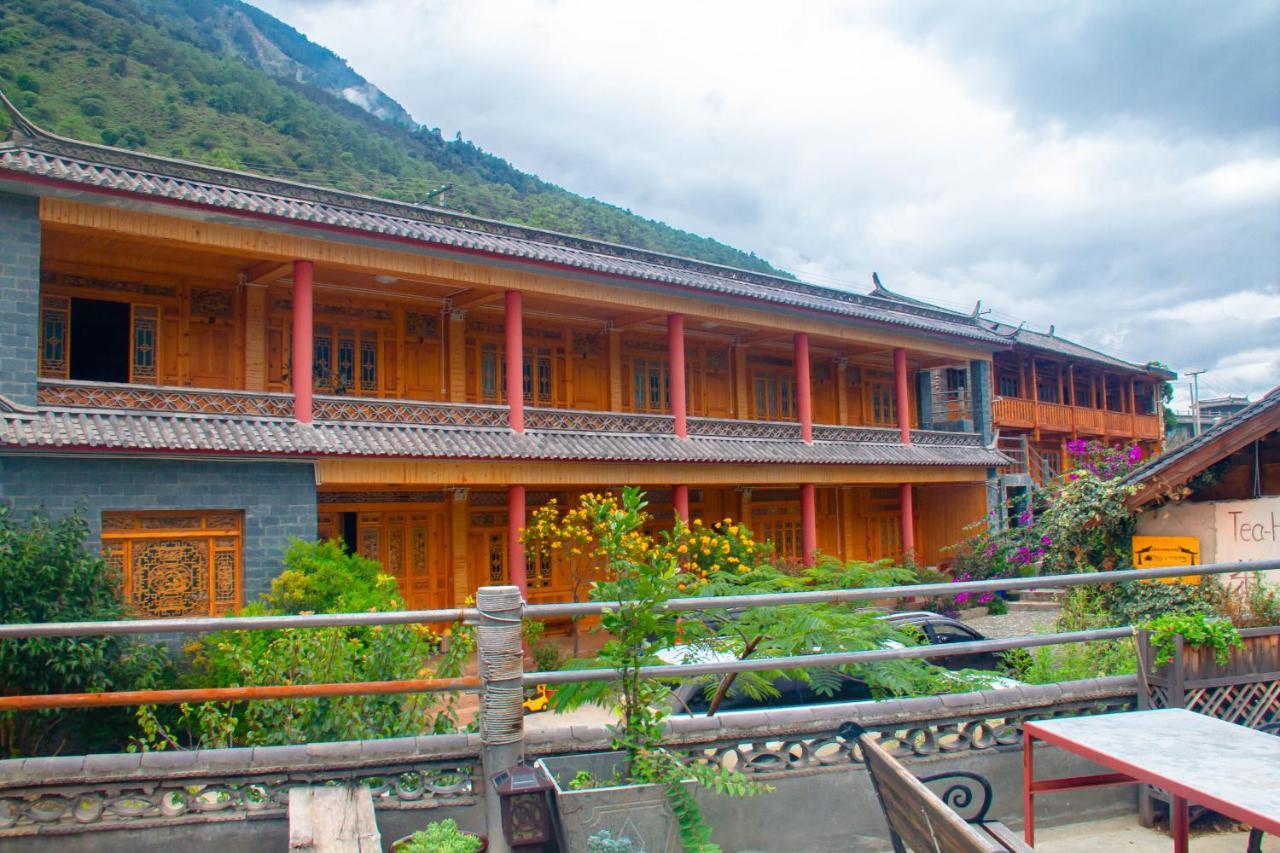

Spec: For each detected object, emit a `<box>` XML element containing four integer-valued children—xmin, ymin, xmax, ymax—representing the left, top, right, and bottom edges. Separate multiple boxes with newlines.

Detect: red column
<box><xmin>508</xmin><ymin>484</ymin><xmax>527</xmax><ymax>594</ymax></box>
<box><xmin>505</xmin><ymin>290</ymin><xmax>524</xmax><ymax>433</ymax></box>
<box><xmin>668</xmin><ymin>313</ymin><xmax>687</xmax><ymax>438</ymax></box>
<box><xmin>899</xmin><ymin>482</ymin><xmax>916</xmax><ymax>560</ymax></box>
<box><xmin>794</xmin><ymin>332</ymin><xmax>813</xmax><ymax>443</ymax></box>
<box><xmin>673</xmin><ymin>484</ymin><xmax>689</xmax><ymax>523</ymax></box>
<box><xmin>291</xmin><ymin>260</ymin><xmax>314</xmax><ymax>423</ymax></box>
<box><xmin>800</xmin><ymin>482</ymin><xmax>817</xmax><ymax>567</ymax></box>
<box><xmin>894</xmin><ymin>347</ymin><xmax>911</xmax><ymax>444</ymax></box>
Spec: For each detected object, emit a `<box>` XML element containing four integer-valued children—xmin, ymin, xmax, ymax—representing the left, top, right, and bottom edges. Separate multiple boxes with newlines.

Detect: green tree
<box><xmin>0</xmin><ymin>506</ymin><xmax>168</xmax><ymax>757</ymax></box>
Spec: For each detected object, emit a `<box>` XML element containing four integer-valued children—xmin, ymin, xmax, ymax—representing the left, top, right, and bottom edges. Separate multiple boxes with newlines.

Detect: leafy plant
<box><xmin>394</xmin><ymin>818</ymin><xmax>482</xmax><ymax>853</ymax></box>
<box><xmin>546</xmin><ymin>488</ymin><xmax>768</xmax><ymax>852</ymax></box>
<box><xmin>1142</xmin><ymin>612</ymin><xmax>1243</xmax><ymax>667</ymax></box>
<box><xmin>132</xmin><ymin>539</ymin><xmax>473</xmax><ymax>749</ymax></box>
<box><xmin>569</xmin><ymin>769</ymin><xmax>599</xmax><ymax>791</ymax></box>
<box><xmin>0</xmin><ymin>506</ymin><xmax>169</xmax><ymax>757</ymax></box>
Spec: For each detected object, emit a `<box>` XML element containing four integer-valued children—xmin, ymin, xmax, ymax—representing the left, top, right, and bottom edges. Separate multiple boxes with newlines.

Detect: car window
<box><xmin>929</xmin><ymin>624</ymin><xmax>980</xmax><ymax>644</ymax></box>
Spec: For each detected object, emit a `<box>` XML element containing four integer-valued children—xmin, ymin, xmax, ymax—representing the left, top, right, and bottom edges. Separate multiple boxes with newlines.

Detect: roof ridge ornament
<box><xmin>871</xmin><ymin>271</ymin><xmax>889</xmax><ymax>294</ymax></box>
<box><xmin>0</xmin><ymin>87</ymin><xmax>44</xmax><ymax>142</ymax></box>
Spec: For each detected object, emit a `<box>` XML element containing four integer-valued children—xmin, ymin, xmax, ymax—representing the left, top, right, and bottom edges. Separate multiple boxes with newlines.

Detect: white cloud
<box><xmin>254</xmin><ymin>0</ymin><xmax>1280</xmax><ymax>404</ymax></box>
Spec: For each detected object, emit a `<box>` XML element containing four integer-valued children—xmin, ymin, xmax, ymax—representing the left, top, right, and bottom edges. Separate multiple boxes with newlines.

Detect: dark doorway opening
<box><xmin>70</xmin><ymin>298</ymin><xmax>129</xmax><ymax>383</ymax></box>
<box><xmin>340</xmin><ymin>512</ymin><xmax>358</xmax><ymax>555</ymax></box>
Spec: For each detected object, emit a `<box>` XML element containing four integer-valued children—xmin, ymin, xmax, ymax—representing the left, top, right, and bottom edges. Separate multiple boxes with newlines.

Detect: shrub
<box><xmin>394</xmin><ymin>819</ymin><xmax>482</xmax><ymax>853</ymax></box>
<box><xmin>0</xmin><ymin>507</ymin><xmax>169</xmax><ymax>756</ymax></box>
<box><xmin>132</xmin><ymin>539</ymin><xmax>473</xmax><ymax>749</ymax></box>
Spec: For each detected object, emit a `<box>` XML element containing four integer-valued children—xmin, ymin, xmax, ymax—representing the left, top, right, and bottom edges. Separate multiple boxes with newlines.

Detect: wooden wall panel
<box><xmin>243</xmin><ymin>285</ymin><xmax>267</xmax><ymax>391</ymax></box>
<box><xmin>915</xmin><ymin>482</ymin><xmax>988</xmax><ymax>567</ymax></box>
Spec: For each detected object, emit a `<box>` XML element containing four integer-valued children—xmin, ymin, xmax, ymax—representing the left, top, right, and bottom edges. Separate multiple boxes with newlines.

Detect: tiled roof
<box><xmin>0</xmin><ymin>93</ymin><xmax>1005</xmax><ymax>346</ymax></box>
<box><xmin>980</xmin><ymin>320</ymin><xmax>1174</xmax><ymax>378</ymax></box>
<box><xmin>1120</xmin><ymin>383</ymin><xmax>1280</xmax><ymax>503</ymax></box>
<box><xmin>0</xmin><ymin>408</ymin><xmax>1007</xmax><ymax>467</ymax></box>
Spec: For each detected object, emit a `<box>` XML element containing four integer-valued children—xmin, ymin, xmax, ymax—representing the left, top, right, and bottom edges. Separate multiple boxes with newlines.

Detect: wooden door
<box><xmin>405</xmin><ymin>510</ymin><xmax>451</xmax><ymax>610</ymax></box>
<box><xmin>468</xmin><ymin>529</ymin><xmax>507</xmax><ymax>594</ymax></box>
<box><xmin>188</xmin><ymin>314</ymin><xmax>235</xmax><ymax>388</ymax></box>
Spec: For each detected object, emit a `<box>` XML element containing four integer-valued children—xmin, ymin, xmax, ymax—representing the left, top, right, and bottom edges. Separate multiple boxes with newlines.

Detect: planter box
<box><xmin>537</xmin><ymin>751</ymin><xmax>691</xmax><ymax>853</ymax></box>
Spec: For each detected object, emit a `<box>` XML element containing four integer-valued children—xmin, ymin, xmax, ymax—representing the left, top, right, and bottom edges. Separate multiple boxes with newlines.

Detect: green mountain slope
<box><xmin>0</xmin><ymin>0</ymin><xmax>787</xmax><ymax>275</ymax></box>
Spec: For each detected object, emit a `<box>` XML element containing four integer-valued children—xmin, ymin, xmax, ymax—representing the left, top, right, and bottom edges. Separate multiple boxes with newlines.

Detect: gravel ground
<box><xmin>964</xmin><ymin>607</ymin><xmax>1062</xmax><ymax>639</ymax></box>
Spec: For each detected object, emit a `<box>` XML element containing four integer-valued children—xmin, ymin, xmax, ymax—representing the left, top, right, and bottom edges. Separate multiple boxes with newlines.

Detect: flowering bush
<box><xmin>944</xmin><ymin>439</ymin><xmax>1146</xmax><ymax>581</ymax></box>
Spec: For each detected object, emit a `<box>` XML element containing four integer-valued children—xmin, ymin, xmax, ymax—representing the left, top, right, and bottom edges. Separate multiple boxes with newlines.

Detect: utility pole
<box><xmin>1184</xmin><ymin>369</ymin><xmax>1206</xmax><ymax>436</ymax></box>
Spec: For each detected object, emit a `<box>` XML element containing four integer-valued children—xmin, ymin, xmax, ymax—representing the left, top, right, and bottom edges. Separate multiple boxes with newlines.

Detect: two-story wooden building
<box><xmin>980</xmin><ymin>322</ymin><xmax>1173</xmax><ymax>484</ymax></box>
<box><xmin>0</xmin><ymin>99</ymin><xmax>1156</xmax><ymax>619</ymax></box>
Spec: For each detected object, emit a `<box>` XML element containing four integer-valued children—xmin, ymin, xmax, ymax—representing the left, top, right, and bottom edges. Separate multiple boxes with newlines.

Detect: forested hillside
<box><xmin>0</xmin><ymin>0</ymin><xmax>786</xmax><ymax>275</ymax></box>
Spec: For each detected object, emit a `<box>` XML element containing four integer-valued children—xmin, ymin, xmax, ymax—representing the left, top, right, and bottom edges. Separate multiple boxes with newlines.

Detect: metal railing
<box><xmin>4</xmin><ymin>559</ymin><xmax>1275</xmax><ymax>853</ymax></box>
<box><xmin>1</xmin><ymin>559</ymin><xmax>1275</xmax><ymax>703</ymax></box>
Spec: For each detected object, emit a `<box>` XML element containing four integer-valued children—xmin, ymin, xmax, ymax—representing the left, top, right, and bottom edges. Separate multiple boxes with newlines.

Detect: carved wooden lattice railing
<box><xmin>35</xmin><ymin>380</ymin><xmax>986</xmax><ymax>446</ymax></box>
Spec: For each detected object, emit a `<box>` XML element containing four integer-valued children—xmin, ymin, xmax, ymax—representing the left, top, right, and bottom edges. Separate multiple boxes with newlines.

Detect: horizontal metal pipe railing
<box><xmin>0</xmin><ymin>676</ymin><xmax>482</xmax><ymax>712</ymax></box>
<box><xmin>0</xmin><ymin>606</ymin><xmax>472</xmax><ymax>639</ymax></box>
<box><xmin>0</xmin><ymin>559</ymin><xmax>1274</xmax><ymax>639</ymax></box>
<box><xmin>522</xmin><ymin>559</ymin><xmax>1280</xmax><ymax>619</ymax></box>
<box><xmin>523</xmin><ymin>627</ymin><xmax>1135</xmax><ymax>686</ymax></box>
<box><xmin>0</xmin><ymin>559</ymin><xmax>1274</xmax><ymax>713</ymax></box>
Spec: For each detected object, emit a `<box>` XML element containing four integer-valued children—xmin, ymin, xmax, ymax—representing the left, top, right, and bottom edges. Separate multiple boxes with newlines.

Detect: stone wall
<box><xmin>0</xmin><ymin>678</ymin><xmax>1139</xmax><ymax>852</ymax></box>
<box><xmin>0</xmin><ymin>192</ymin><xmax>40</xmax><ymax>407</ymax></box>
<box><xmin>0</xmin><ymin>456</ymin><xmax>317</xmax><ymax>600</ymax></box>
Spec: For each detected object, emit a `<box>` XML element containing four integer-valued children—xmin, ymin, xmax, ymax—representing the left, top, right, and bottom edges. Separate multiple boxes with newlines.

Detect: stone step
<box><xmin>1006</xmin><ymin>599</ymin><xmax>1063</xmax><ymax>612</ymax></box>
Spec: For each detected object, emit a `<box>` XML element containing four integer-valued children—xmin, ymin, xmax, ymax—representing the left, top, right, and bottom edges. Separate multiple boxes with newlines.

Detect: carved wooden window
<box><xmin>480</xmin><ymin>343</ymin><xmax>503</xmax><ymax>401</ymax></box>
<box><xmin>130</xmin><ymin>304</ymin><xmax>159</xmax><ymax>383</ymax></box>
<box><xmin>998</xmin><ymin>373</ymin><xmax>1021</xmax><ymax>398</ymax></box>
<box><xmin>628</xmin><ymin>356</ymin><xmax>669</xmax><ymax>413</ymax></box>
<box><xmin>39</xmin><ymin>295</ymin><xmax>70</xmax><ymax>379</ymax></box>
<box><xmin>752</xmin><ymin>371</ymin><xmax>797</xmax><ymax>421</ymax></box>
<box><xmin>103</xmin><ymin>510</ymin><xmax>242</xmax><ymax>619</ymax></box>
<box><xmin>753</xmin><ymin>503</ymin><xmax>801</xmax><ymax>564</ymax></box>
<box><xmin>524</xmin><ymin>346</ymin><xmax>555</xmax><ymax>406</ymax></box>
<box><xmin>314</xmin><ymin>325</ymin><xmax>381</xmax><ymax>397</ymax></box>
<box><xmin>528</xmin><ymin>551</ymin><xmax>554</xmax><ymax>590</ymax></box>
<box><xmin>487</xmin><ymin>533</ymin><xmax>505</xmax><ymax>584</ymax></box>
<box><xmin>869</xmin><ymin>379</ymin><xmax>897</xmax><ymax>426</ymax></box>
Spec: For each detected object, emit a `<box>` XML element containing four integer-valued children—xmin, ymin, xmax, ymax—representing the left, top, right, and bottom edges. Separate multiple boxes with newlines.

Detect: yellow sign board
<box><xmin>1132</xmin><ymin>535</ymin><xmax>1201</xmax><ymax>584</ymax></box>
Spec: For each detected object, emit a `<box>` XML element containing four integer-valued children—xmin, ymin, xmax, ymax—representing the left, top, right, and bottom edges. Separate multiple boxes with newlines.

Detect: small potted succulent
<box><xmin>392</xmin><ymin>818</ymin><xmax>486</xmax><ymax>853</ymax></box>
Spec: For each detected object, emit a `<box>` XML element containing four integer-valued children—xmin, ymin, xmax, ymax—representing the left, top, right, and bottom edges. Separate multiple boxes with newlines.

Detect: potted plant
<box><xmin>392</xmin><ymin>818</ymin><xmax>486</xmax><ymax>852</ymax></box>
<box><xmin>535</xmin><ymin>488</ymin><xmax>768</xmax><ymax>853</ymax></box>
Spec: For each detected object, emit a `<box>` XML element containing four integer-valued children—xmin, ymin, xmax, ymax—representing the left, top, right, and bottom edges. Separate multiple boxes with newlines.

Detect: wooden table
<box><xmin>1023</xmin><ymin>709</ymin><xmax>1280</xmax><ymax>852</ymax></box>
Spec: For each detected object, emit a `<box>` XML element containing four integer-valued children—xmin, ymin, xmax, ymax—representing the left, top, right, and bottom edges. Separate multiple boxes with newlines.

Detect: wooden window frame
<box><xmin>102</xmin><ymin>510</ymin><xmax>243</xmax><ymax>619</ymax></box>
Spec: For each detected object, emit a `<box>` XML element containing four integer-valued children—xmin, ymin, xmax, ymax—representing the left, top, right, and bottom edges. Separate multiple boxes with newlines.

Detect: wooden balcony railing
<box><xmin>1074</xmin><ymin>407</ymin><xmax>1105</xmax><ymax>434</ymax></box>
<box><xmin>1037</xmin><ymin>401</ymin><xmax>1074</xmax><ymax>431</ymax></box>
<box><xmin>1105</xmin><ymin>411</ymin><xmax>1132</xmax><ymax>435</ymax></box>
<box><xmin>993</xmin><ymin>397</ymin><xmax>1036</xmax><ymax>428</ymax></box>
<box><xmin>1134</xmin><ymin>414</ymin><xmax>1162</xmax><ymax>441</ymax></box>
<box><xmin>993</xmin><ymin>394</ymin><xmax>1158</xmax><ymax>440</ymax></box>
<box><xmin>34</xmin><ymin>380</ymin><xmax>984</xmax><ymax>447</ymax></box>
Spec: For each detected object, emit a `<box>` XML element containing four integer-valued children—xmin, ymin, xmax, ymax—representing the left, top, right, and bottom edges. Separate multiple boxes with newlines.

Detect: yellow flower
<box><xmin>677</xmin><ymin>544</ymin><xmax>688</xmax><ymax>554</ymax></box>
<box><xmin>738</xmin><ymin>566</ymin><xmax>749</xmax><ymax>573</ymax></box>
<box><xmin>709</xmin><ymin>564</ymin><xmax>720</xmax><ymax>572</ymax></box>
<box><xmin>728</xmin><ymin>526</ymin><xmax>739</xmax><ymax>536</ymax></box>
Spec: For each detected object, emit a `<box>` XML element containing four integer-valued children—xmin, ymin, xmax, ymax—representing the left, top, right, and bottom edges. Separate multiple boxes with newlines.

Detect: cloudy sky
<box><xmin>252</xmin><ymin>0</ymin><xmax>1279</xmax><ymax>409</ymax></box>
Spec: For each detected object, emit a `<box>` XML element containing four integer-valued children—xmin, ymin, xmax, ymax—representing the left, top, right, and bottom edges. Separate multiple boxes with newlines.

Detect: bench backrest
<box><xmin>858</xmin><ymin>732</ymin><xmax>1004</xmax><ymax>853</ymax></box>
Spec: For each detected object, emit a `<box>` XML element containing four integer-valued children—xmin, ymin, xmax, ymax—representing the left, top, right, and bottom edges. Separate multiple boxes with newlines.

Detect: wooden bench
<box><xmin>840</xmin><ymin>721</ymin><xmax>1033</xmax><ymax>853</ymax></box>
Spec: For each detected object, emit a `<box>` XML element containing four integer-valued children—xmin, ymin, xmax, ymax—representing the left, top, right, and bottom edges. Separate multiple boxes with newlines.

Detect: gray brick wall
<box><xmin>970</xmin><ymin>358</ymin><xmax>994</xmax><ymax>445</ymax></box>
<box><xmin>0</xmin><ymin>456</ymin><xmax>317</xmax><ymax>601</ymax></box>
<box><xmin>0</xmin><ymin>192</ymin><xmax>40</xmax><ymax>407</ymax></box>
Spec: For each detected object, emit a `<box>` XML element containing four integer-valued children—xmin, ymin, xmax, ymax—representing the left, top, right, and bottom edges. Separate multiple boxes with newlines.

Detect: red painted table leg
<box><xmin>1023</xmin><ymin>730</ymin><xmax>1035</xmax><ymax>846</ymax></box>
<box><xmin>1172</xmin><ymin>794</ymin><xmax>1189</xmax><ymax>853</ymax></box>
